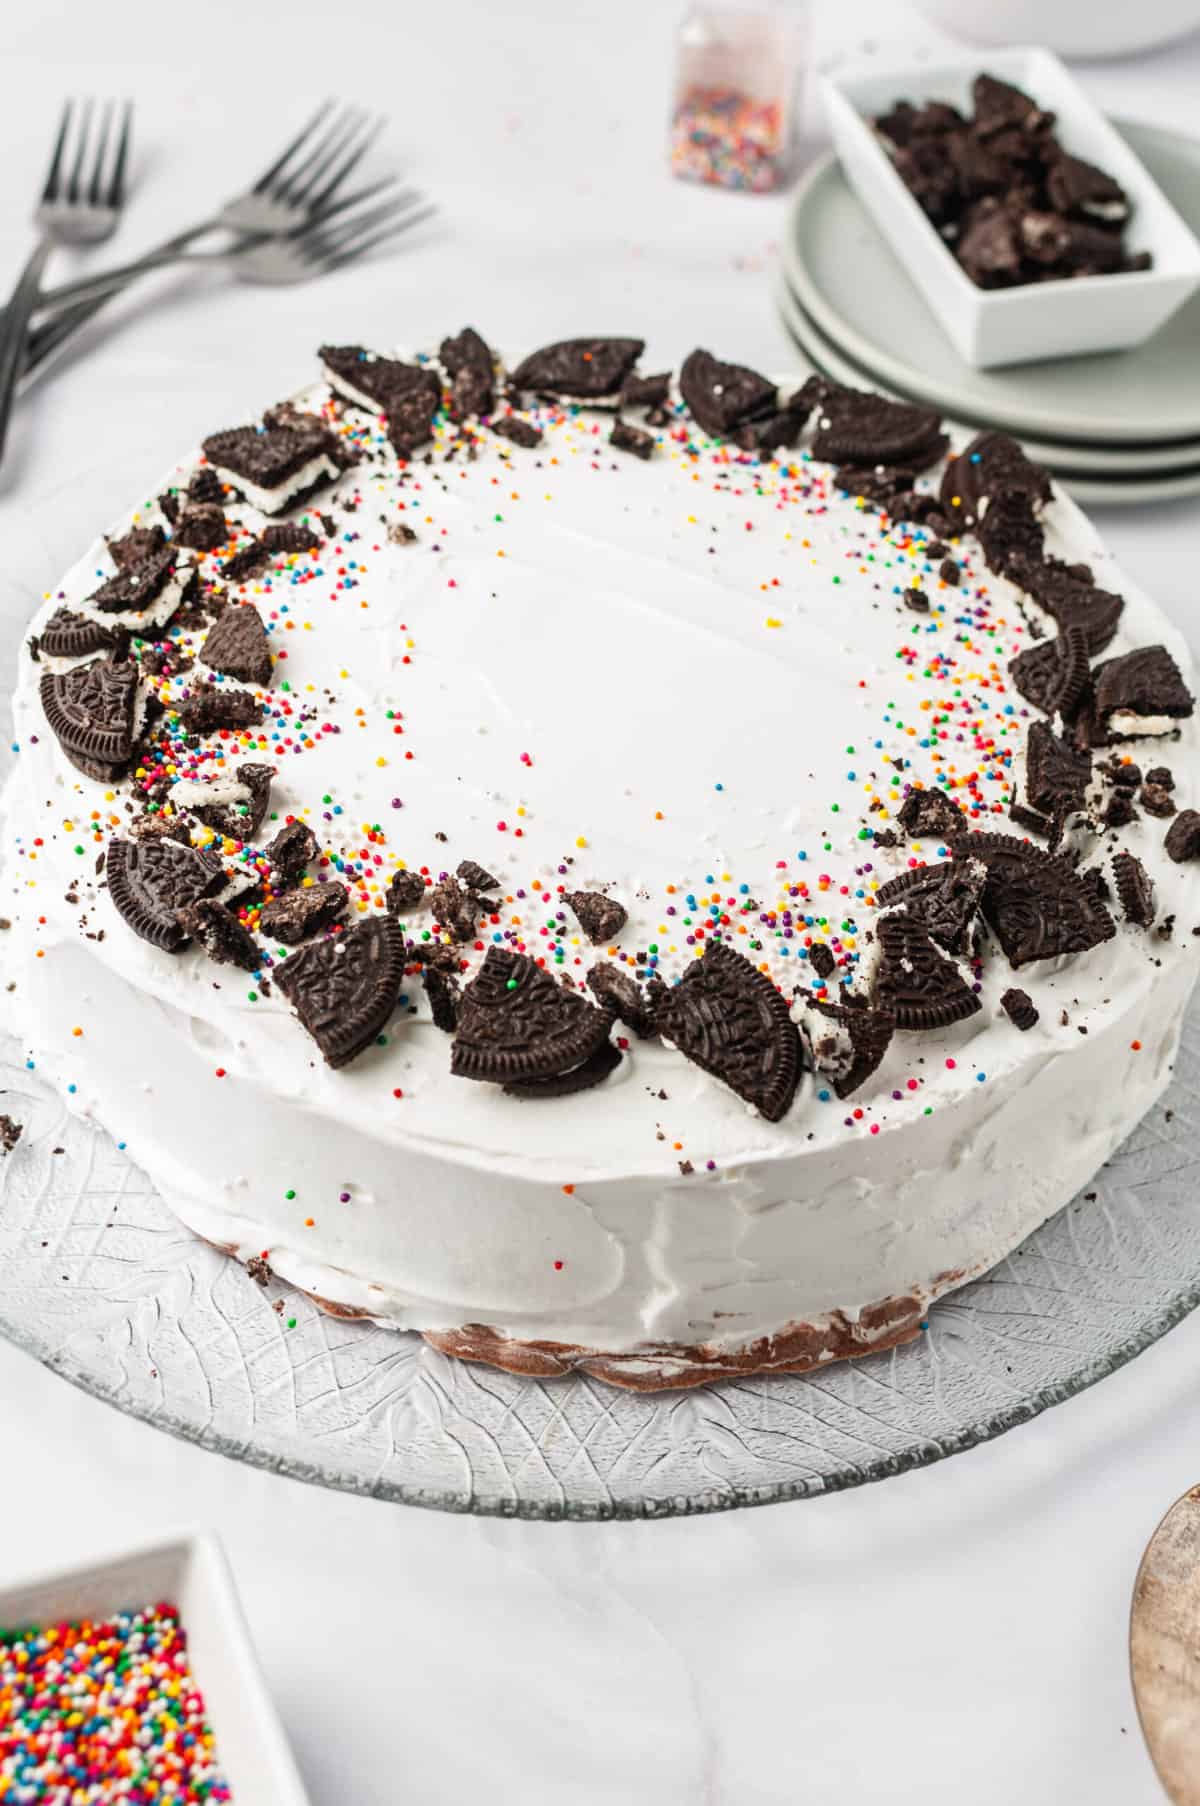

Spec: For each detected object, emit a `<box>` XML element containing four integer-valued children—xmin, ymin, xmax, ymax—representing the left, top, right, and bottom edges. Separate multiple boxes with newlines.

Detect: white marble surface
<box><xmin>2</xmin><ymin>1</ymin><xmax>1200</xmax><ymax>1798</ymax></box>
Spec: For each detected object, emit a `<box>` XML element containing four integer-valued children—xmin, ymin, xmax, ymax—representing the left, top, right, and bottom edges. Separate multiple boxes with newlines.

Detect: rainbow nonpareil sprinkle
<box><xmin>0</xmin><ymin>1603</ymin><xmax>231</xmax><ymax>1803</ymax></box>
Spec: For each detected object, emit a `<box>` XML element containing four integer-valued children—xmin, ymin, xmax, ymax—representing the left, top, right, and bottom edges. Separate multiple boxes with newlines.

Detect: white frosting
<box><xmin>210</xmin><ymin>452</ymin><xmax>340</xmax><ymax>515</ymax></box>
<box><xmin>1108</xmin><ymin>711</ymin><xmax>1181</xmax><ymax>738</ymax></box>
<box><xmin>5</xmin><ymin>369</ymin><xmax>1199</xmax><ymax>1364</ymax></box>
<box><xmin>170</xmin><ymin>776</ymin><xmax>251</xmax><ymax>809</ymax></box>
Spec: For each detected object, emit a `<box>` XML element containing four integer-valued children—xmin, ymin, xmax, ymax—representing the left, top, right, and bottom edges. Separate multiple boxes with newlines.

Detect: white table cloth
<box><xmin>3</xmin><ymin>2</ymin><xmax>1200</xmax><ymax>1798</ymax></box>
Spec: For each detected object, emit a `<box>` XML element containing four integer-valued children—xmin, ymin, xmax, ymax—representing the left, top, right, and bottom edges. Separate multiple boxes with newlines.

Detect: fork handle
<box><xmin>36</xmin><ymin>221</ymin><xmax>240</xmax><ymax>312</ymax></box>
<box><xmin>0</xmin><ymin>237</ymin><xmax>54</xmax><ymax>471</ymax></box>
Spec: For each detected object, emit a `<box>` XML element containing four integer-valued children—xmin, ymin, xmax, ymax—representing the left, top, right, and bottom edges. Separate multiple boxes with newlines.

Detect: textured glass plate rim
<box><xmin>2</xmin><ymin>994</ymin><xmax>1200</xmax><ymax>1522</ymax></box>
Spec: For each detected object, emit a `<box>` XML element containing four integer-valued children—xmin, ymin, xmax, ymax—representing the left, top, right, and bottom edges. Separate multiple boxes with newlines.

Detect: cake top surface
<box><xmin>8</xmin><ymin>337</ymin><xmax>1200</xmax><ymax>1185</ymax></box>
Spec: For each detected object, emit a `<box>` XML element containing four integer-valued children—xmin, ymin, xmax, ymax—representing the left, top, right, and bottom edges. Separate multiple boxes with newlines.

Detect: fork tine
<box><xmin>299</xmin><ymin>173</ymin><xmax>399</xmax><ymax>229</ymax></box>
<box><xmin>321</xmin><ymin>203</ymin><xmax>435</xmax><ymax>271</ymax></box>
<box><xmin>41</xmin><ymin>99</ymin><xmax>73</xmax><ymax>204</ymax></box>
<box><xmin>276</xmin><ymin>104</ymin><xmax>362</xmax><ymax>203</ymax></box>
<box><xmin>65</xmin><ymin>97</ymin><xmax>93</xmax><ymax>204</ymax></box>
<box><xmin>303</xmin><ymin>113</ymin><xmax>384</xmax><ymax>211</ymax></box>
<box><xmin>302</xmin><ymin>190</ymin><xmax>421</xmax><ymax>255</ymax></box>
<box><xmin>108</xmin><ymin>101</ymin><xmax>133</xmax><ymax>209</ymax></box>
<box><xmin>252</xmin><ymin>99</ymin><xmax>333</xmax><ymax>195</ymax></box>
<box><xmin>86</xmin><ymin>101</ymin><xmax>113</xmax><ymax>207</ymax></box>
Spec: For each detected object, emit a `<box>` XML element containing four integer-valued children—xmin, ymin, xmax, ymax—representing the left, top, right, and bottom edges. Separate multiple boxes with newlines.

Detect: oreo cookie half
<box><xmin>451</xmin><ymin>947</ymin><xmax>614</xmax><ymax>1085</ymax></box>
<box><xmin>812</xmin><ymin>383</ymin><xmax>946</xmax><ymax>470</ymax></box>
<box><xmin>873</xmin><ymin>912</ymin><xmax>981</xmax><ymax>1030</ymax></box>
<box><xmin>957</xmin><ymin>832</ymin><xmax>1116</xmax><ymax>967</ymax></box>
<box><xmin>803</xmin><ymin>996</ymin><xmax>895</xmax><ymax>1100</ymax></box>
<box><xmin>510</xmin><ymin>338</ymin><xmax>644</xmax><ymax>401</ymax></box>
<box><xmin>653</xmin><ymin>939</ymin><xmax>800</xmax><ymax>1122</ymax></box>
<box><xmin>1010</xmin><ymin>554</ymin><xmax>1123</xmax><ymax>653</ymax></box>
<box><xmin>36</xmin><ymin>608</ymin><xmax>128</xmax><ymax>663</ymax></box>
<box><xmin>107</xmin><ymin>835</ymin><xmax>225</xmax><ymax>952</ymax></box>
<box><xmin>502</xmin><ymin>1039</ymin><xmax>622</xmax><ymax>1100</ymax></box>
<box><xmin>276</xmin><ymin>915</ymin><xmax>405</xmax><ymax>1068</ymax></box>
<box><xmin>40</xmin><ymin>656</ymin><xmax>141</xmax><ymax>781</ymax></box>
<box><xmin>200</xmin><ymin>604</ymin><xmax>272</xmax><ymax>686</ymax></box>
<box><xmin>1090</xmin><ymin>645</ymin><xmax>1195</xmax><ymax>742</ymax></box>
<box><xmin>565</xmin><ymin>890</ymin><xmax>627</xmax><ymax>945</ymax></box>
<box><xmin>1009</xmin><ymin>626</ymin><xmax>1090</xmax><ymax>719</ymax></box>
<box><xmin>202</xmin><ymin>413</ymin><xmax>341</xmax><ymax>514</ymax></box>
<box><xmin>320</xmin><ymin>344</ymin><xmax>442</xmax><ymax>416</ymax></box>
<box><xmin>679</xmin><ymin>348</ymin><xmax>777</xmax><ymax>438</ymax></box>
<box><xmin>87</xmin><ymin>546</ymin><xmax>185</xmax><ymax>618</ymax></box>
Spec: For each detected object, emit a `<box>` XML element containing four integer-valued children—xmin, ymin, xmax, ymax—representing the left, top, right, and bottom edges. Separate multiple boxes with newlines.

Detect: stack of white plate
<box><xmin>776</xmin><ymin>118</ymin><xmax>1200</xmax><ymax>507</ymax></box>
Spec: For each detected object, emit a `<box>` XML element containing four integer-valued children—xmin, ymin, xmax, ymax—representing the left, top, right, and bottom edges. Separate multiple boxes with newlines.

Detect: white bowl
<box><xmin>821</xmin><ymin>46</ymin><xmax>1200</xmax><ymax>368</ymax></box>
<box><xmin>910</xmin><ymin>0</ymin><xmax>1200</xmax><ymax>60</ymax></box>
<box><xmin>0</xmin><ymin>1530</ymin><xmax>311</xmax><ymax>1805</ymax></box>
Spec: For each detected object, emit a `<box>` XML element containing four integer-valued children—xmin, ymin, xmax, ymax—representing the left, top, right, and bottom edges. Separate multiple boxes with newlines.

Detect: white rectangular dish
<box><xmin>0</xmin><ymin>1530</ymin><xmax>312</xmax><ymax>1805</ymax></box>
<box><xmin>821</xmin><ymin>46</ymin><xmax>1200</xmax><ymax>369</ymax></box>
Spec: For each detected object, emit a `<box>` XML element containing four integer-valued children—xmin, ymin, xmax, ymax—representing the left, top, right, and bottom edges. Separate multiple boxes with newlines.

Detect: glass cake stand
<box><xmin>1</xmin><ymin>1005</ymin><xmax>1198</xmax><ymax>1522</ymax></box>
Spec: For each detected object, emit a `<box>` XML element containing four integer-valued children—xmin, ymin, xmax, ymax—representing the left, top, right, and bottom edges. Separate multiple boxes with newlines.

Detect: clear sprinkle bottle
<box><xmin>669</xmin><ymin>1</ymin><xmax>810</xmax><ymax>193</ymax></box>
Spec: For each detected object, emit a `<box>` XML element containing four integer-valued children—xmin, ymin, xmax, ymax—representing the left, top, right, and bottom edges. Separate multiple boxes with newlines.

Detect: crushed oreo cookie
<box><xmin>1165</xmin><ymin>810</ymin><xmax>1200</xmax><ymax>863</ymax></box>
<box><xmin>803</xmin><ymin>996</ymin><xmax>895</xmax><ymax>1100</ymax></box>
<box><xmin>1112</xmin><ymin>850</ymin><xmax>1156</xmax><ymax>926</ymax></box>
<box><xmin>456</xmin><ymin>859</ymin><xmax>498</xmax><ymax>892</ymax></box>
<box><xmin>199</xmin><ymin>604</ymin><xmax>272</xmax><ymax>686</ymax></box>
<box><xmin>1001</xmin><ymin>987</ymin><xmax>1039</xmax><ymax>1030</ymax></box>
<box><xmin>264</xmin><ymin>820</ymin><xmax>317</xmax><ymax>889</ymax></box>
<box><xmin>565</xmin><ymin>890</ymin><xmax>627</xmax><ymax>945</ymax></box>
<box><xmin>173</xmin><ymin>504</ymin><xmax>227</xmax><ymax>553</ymax></box>
<box><xmin>490</xmin><ymin>414</ymin><xmax>543</xmax><ymax>448</ymax></box>
<box><xmin>184</xmin><ymin>762</ymin><xmax>273</xmax><ymax>839</ymax></box>
<box><xmin>107</xmin><ymin>523</ymin><xmax>168</xmax><ymax>570</ymax></box>
<box><xmin>179</xmin><ymin>683</ymin><xmax>264</xmax><ymax>734</ymax></box>
<box><xmin>897</xmin><ymin>786</ymin><xmax>966</xmax><ymax>840</ymax></box>
<box><xmin>587</xmin><ymin>962</ymin><xmax>656</xmax><ymax>1038</ymax></box>
<box><xmin>679</xmin><ymin>347</ymin><xmax>778</xmax><ymax>438</ymax></box>
<box><xmin>387</xmin><ymin>869</ymin><xmax>428</xmax><ymax>915</ymax></box>
<box><xmin>260</xmin><ymin>881</ymin><xmax>347</xmax><ymax>944</ymax></box>
<box><xmin>940</xmin><ymin>432</ymin><xmax>1052</xmax><ymax>530</ymax></box>
<box><xmin>611</xmin><ymin>418</ymin><xmax>656</xmax><ymax>459</ymax></box>
<box><xmin>88</xmin><ymin>546</ymin><xmax>186</xmax><ymax>617</ymax></box>
<box><xmin>176</xmin><ymin>898</ymin><xmax>261</xmax><ymax>969</ymax></box>
<box><xmin>430</xmin><ymin>877</ymin><xmax>483</xmax><ymax>942</ymax></box>
<box><xmin>876</xmin><ymin>857</ymin><xmax>987</xmax><ymax>958</ymax></box>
